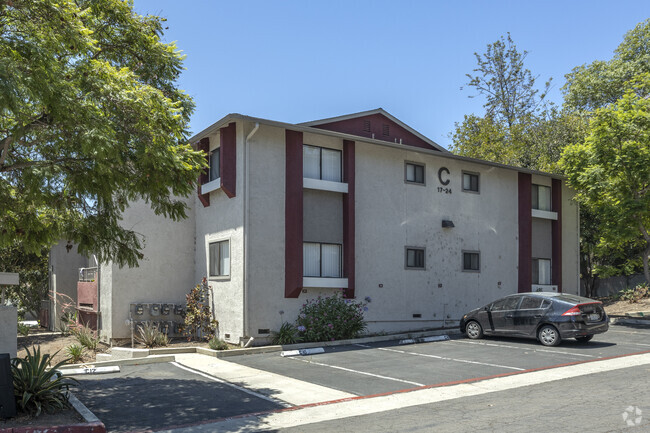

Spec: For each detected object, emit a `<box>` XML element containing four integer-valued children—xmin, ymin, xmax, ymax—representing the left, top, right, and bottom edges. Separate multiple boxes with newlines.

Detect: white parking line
<box><xmin>288</xmin><ymin>357</ymin><xmax>425</xmax><ymax>386</ymax></box>
<box><xmin>374</xmin><ymin>346</ymin><xmax>524</xmax><ymax>371</ymax></box>
<box><xmin>171</xmin><ymin>362</ymin><xmax>292</xmax><ymax>408</ymax></box>
<box><xmin>449</xmin><ymin>339</ymin><xmax>597</xmax><ymax>358</ymax></box>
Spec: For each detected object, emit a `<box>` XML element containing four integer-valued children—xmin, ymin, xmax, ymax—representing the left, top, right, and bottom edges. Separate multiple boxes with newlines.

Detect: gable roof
<box><xmin>299</xmin><ymin>108</ymin><xmax>448</xmax><ymax>153</ymax></box>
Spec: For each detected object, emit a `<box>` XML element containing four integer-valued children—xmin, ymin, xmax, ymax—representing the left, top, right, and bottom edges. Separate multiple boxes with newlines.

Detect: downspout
<box><xmin>243</xmin><ymin>122</ymin><xmax>259</xmax><ymax>343</ymax></box>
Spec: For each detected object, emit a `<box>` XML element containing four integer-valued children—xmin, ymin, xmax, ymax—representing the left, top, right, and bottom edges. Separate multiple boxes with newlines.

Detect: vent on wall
<box><xmin>258</xmin><ymin>329</ymin><xmax>270</xmax><ymax>335</ymax></box>
<box><xmin>363</xmin><ymin>120</ymin><xmax>371</xmax><ymax>132</ymax></box>
<box><xmin>412</xmin><ymin>313</ymin><xmax>422</xmax><ymax>318</ymax></box>
<box><xmin>382</xmin><ymin>124</ymin><xmax>390</xmax><ymax>136</ymax></box>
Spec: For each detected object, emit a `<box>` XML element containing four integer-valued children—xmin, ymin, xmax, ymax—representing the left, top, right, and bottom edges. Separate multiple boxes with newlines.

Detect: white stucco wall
<box><xmin>102</xmin><ymin>196</ymin><xmax>196</xmax><ymax>340</ymax></box>
<box><xmin>194</xmin><ymin>124</ymin><xmax>246</xmax><ymax>343</ymax></box>
<box><xmin>561</xmin><ymin>183</ymin><xmax>580</xmax><ymax>295</ymax></box>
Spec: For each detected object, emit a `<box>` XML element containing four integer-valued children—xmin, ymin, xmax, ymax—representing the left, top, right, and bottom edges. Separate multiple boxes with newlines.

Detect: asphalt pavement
<box><xmin>70</xmin><ymin>323</ymin><xmax>650</xmax><ymax>432</ymax></box>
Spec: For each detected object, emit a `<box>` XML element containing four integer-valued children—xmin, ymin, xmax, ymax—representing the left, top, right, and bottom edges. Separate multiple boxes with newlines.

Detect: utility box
<box><xmin>0</xmin><ymin>353</ymin><xmax>16</xmax><ymax>419</ymax></box>
<box><xmin>0</xmin><ymin>307</ymin><xmax>17</xmax><ymax>359</ymax></box>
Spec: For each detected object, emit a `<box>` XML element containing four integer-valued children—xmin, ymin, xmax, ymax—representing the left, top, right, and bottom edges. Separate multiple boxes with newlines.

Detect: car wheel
<box><xmin>538</xmin><ymin>325</ymin><xmax>561</xmax><ymax>347</ymax></box>
<box><xmin>465</xmin><ymin>320</ymin><xmax>483</xmax><ymax>339</ymax></box>
<box><xmin>575</xmin><ymin>335</ymin><xmax>594</xmax><ymax>343</ymax></box>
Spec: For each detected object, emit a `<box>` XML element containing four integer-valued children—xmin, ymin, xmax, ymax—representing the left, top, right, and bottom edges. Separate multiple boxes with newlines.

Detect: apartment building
<box><xmin>49</xmin><ymin>109</ymin><xmax>579</xmax><ymax>344</ymax></box>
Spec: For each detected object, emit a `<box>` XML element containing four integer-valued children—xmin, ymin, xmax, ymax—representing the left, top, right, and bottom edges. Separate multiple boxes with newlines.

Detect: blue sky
<box><xmin>132</xmin><ymin>1</ymin><xmax>649</xmax><ymax>148</ymax></box>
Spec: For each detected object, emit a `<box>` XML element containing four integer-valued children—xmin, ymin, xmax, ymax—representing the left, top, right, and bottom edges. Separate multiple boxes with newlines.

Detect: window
<box><xmin>303</xmin><ymin>145</ymin><xmax>342</xmax><ymax>182</ymax></box>
<box><xmin>532</xmin><ymin>184</ymin><xmax>551</xmax><ymax>211</ymax></box>
<box><xmin>532</xmin><ymin>258</ymin><xmax>551</xmax><ymax>285</ymax></box>
<box><xmin>405</xmin><ymin>162</ymin><xmax>425</xmax><ymax>184</ymax></box>
<box><xmin>405</xmin><ymin>247</ymin><xmax>425</xmax><ymax>269</ymax></box>
<box><xmin>209</xmin><ymin>240</ymin><xmax>230</xmax><ymax>277</ymax></box>
<box><xmin>490</xmin><ymin>297</ymin><xmax>521</xmax><ymax>311</ymax></box>
<box><xmin>463</xmin><ymin>251</ymin><xmax>480</xmax><ymax>271</ymax></box>
<box><xmin>462</xmin><ymin>172</ymin><xmax>479</xmax><ymax>192</ymax></box>
<box><xmin>303</xmin><ymin>242</ymin><xmax>342</xmax><ymax>277</ymax></box>
<box><xmin>209</xmin><ymin>148</ymin><xmax>220</xmax><ymax>182</ymax></box>
<box><xmin>519</xmin><ymin>296</ymin><xmax>543</xmax><ymax>309</ymax></box>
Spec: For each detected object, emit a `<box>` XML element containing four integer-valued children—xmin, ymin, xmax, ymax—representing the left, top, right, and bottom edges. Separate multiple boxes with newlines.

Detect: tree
<box><xmin>0</xmin><ymin>244</ymin><xmax>49</xmax><ymax>319</ymax></box>
<box><xmin>0</xmin><ymin>0</ymin><xmax>206</xmax><ymax>267</ymax></box>
<box><xmin>560</xmin><ymin>73</ymin><xmax>650</xmax><ymax>284</ymax></box>
<box><xmin>451</xmin><ymin>33</ymin><xmax>564</xmax><ymax>171</ymax></box>
<box><xmin>563</xmin><ymin>19</ymin><xmax>650</xmax><ymax>112</ymax></box>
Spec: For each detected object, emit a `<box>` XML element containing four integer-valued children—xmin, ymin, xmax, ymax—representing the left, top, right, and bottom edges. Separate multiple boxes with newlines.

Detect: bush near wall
<box><xmin>295</xmin><ymin>293</ymin><xmax>369</xmax><ymax>342</ymax></box>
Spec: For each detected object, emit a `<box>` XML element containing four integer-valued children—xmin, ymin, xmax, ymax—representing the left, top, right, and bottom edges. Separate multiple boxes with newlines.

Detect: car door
<box><xmin>488</xmin><ymin>296</ymin><xmax>521</xmax><ymax>334</ymax></box>
<box><xmin>512</xmin><ymin>296</ymin><xmax>547</xmax><ymax>336</ymax></box>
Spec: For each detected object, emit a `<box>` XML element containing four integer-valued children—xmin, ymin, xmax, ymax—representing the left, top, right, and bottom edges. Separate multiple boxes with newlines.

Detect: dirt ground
<box><xmin>0</xmin><ymin>404</ymin><xmax>83</xmax><ymax>429</ymax></box>
<box><xmin>16</xmin><ymin>330</ymin><xmax>222</xmax><ymax>366</ymax></box>
<box><xmin>601</xmin><ymin>296</ymin><xmax>650</xmax><ymax>315</ymax></box>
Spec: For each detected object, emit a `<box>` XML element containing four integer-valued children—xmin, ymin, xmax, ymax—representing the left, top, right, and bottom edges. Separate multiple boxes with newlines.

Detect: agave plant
<box><xmin>66</xmin><ymin>344</ymin><xmax>85</xmax><ymax>364</ymax></box>
<box><xmin>11</xmin><ymin>346</ymin><xmax>79</xmax><ymax>417</ymax></box>
<box><xmin>135</xmin><ymin>321</ymin><xmax>169</xmax><ymax>348</ymax></box>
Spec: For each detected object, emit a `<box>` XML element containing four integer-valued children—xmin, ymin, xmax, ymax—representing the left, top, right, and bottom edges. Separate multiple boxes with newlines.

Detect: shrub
<box><xmin>620</xmin><ymin>284</ymin><xmax>650</xmax><ymax>303</ymax></box>
<box><xmin>208</xmin><ymin>337</ymin><xmax>229</xmax><ymax>351</ymax></box>
<box><xmin>135</xmin><ymin>322</ymin><xmax>169</xmax><ymax>348</ymax></box>
<box><xmin>181</xmin><ymin>278</ymin><xmax>218</xmax><ymax>341</ymax></box>
<box><xmin>66</xmin><ymin>344</ymin><xmax>85</xmax><ymax>363</ymax></box>
<box><xmin>11</xmin><ymin>346</ymin><xmax>78</xmax><ymax>417</ymax></box>
<box><xmin>296</xmin><ymin>293</ymin><xmax>368</xmax><ymax>343</ymax></box>
<box><xmin>272</xmin><ymin>322</ymin><xmax>301</xmax><ymax>345</ymax></box>
<box><xmin>17</xmin><ymin>322</ymin><xmax>30</xmax><ymax>336</ymax></box>
<box><xmin>71</xmin><ymin>324</ymin><xmax>99</xmax><ymax>351</ymax></box>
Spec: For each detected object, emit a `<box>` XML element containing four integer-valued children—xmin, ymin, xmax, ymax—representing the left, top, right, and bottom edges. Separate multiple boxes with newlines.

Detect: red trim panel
<box><xmin>197</xmin><ymin>137</ymin><xmax>210</xmax><ymax>207</ymax></box>
<box><xmin>311</xmin><ymin>113</ymin><xmax>438</xmax><ymax>150</ymax></box>
<box><xmin>285</xmin><ymin>130</ymin><xmax>304</xmax><ymax>298</ymax></box>
<box><xmin>518</xmin><ymin>173</ymin><xmax>532</xmax><ymax>292</ymax></box>
<box><xmin>220</xmin><ymin>122</ymin><xmax>237</xmax><ymax>198</ymax></box>
<box><xmin>343</xmin><ymin>140</ymin><xmax>355</xmax><ymax>299</ymax></box>
<box><xmin>552</xmin><ymin>178</ymin><xmax>562</xmax><ymax>292</ymax></box>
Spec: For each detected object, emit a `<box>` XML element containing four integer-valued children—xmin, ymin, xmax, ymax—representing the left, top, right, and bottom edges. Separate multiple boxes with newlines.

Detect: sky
<box><xmin>132</xmin><ymin>0</ymin><xmax>649</xmax><ymax>149</ymax></box>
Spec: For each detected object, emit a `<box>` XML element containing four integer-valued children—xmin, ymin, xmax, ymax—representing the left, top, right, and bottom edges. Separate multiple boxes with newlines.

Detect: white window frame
<box><xmin>532</xmin><ymin>184</ymin><xmax>552</xmax><ymax>211</ymax></box>
<box><xmin>303</xmin><ymin>242</ymin><xmax>343</xmax><ymax>278</ymax></box>
<box><xmin>405</xmin><ymin>162</ymin><xmax>425</xmax><ymax>185</ymax></box>
<box><xmin>208</xmin><ymin>239</ymin><xmax>230</xmax><ymax>279</ymax></box>
<box><xmin>532</xmin><ymin>258</ymin><xmax>551</xmax><ymax>285</ymax></box>
<box><xmin>303</xmin><ymin>144</ymin><xmax>342</xmax><ymax>183</ymax></box>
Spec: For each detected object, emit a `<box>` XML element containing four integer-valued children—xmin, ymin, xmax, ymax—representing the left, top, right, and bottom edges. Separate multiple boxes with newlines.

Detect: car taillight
<box><xmin>562</xmin><ymin>305</ymin><xmax>582</xmax><ymax>316</ymax></box>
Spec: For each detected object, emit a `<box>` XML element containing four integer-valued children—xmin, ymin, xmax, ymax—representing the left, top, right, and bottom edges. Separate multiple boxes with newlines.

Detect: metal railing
<box><xmin>79</xmin><ymin>267</ymin><xmax>98</xmax><ymax>282</ymax></box>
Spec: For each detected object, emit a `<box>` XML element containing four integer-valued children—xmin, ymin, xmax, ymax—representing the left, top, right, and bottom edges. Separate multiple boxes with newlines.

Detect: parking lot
<box><xmin>72</xmin><ymin>324</ymin><xmax>650</xmax><ymax>432</ymax></box>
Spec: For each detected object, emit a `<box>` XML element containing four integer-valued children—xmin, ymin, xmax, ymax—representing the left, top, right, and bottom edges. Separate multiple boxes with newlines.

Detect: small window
<box><xmin>303</xmin><ymin>242</ymin><xmax>342</xmax><ymax>278</ymax></box>
<box><xmin>209</xmin><ymin>240</ymin><xmax>230</xmax><ymax>277</ymax></box>
<box><xmin>519</xmin><ymin>296</ymin><xmax>543</xmax><ymax>309</ymax></box>
<box><xmin>532</xmin><ymin>184</ymin><xmax>551</xmax><ymax>211</ymax></box>
<box><xmin>303</xmin><ymin>145</ymin><xmax>342</xmax><ymax>182</ymax></box>
<box><xmin>209</xmin><ymin>148</ymin><xmax>220</xmax><ymax>182</ymax></box>
<box><xmin>405</xmin><ymin>162</ymin><xmax>425</xmax><ymax>184</ymax></box>
<box><xmin>463</xmin><ymin>251</ymin><xmax>480</xmax><ymax>272</ymax></box>
<box><xmin>462</xmin><ymin>172</ymin><xmax>479</xmax><ymax>193</ymax></box>
<box><xmin>532</xmin><ymin>258</ymin><xmax>551</xmax><ymax>285</ymax></box>
<box><xmin>406</xmin><ymin>247</ymin><xmax>425</xmax><ymax>269</ymax></box>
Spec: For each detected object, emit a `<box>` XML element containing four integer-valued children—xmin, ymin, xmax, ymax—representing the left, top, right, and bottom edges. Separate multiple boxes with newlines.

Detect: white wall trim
<box><xmin>302</xmin><ymin>277</ymin><xmax>348</xmax><ymax>289</ymax></box>
<box><xmin>531</xmin><ymin>209</ymin><xmax>558</xmax><ymax>220</ymax></box>
<box><xmin>201</xmin><ymin>178</ymin><xmax>221</xmax><ymax>195</ymax></box>
<box><xmin>303</xmin><ymin>178</ymin><xmax>348</xmax><ymax>193</ymax></box>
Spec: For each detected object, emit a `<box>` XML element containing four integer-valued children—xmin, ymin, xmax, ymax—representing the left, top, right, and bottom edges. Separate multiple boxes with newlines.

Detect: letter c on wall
<box><xmin>438</xmin><ymin>167</ymin><xmax>450</xmax><ymax>185</ymax></box>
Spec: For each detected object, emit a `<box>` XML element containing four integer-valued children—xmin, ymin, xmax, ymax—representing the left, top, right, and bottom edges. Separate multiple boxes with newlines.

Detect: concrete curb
<box><xmin>610</xmin><ymin>317</ymin><xmax>650</xmax><ymax>327</ymax></box>
<box><xmin>90</xmin><ymin>327</ymin><xmax>462</xmax><ymax>364</ymax></box>
<box><xmin>0</xmin><ymin>393</ymin><xmax>106</xmax><ymax>433</ymax></box>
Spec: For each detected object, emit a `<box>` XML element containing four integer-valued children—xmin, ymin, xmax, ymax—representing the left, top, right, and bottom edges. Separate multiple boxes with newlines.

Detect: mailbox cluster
<box><xmin>129</xmin><ymin>303</ymin><xmax>185</xmax><ymax>337</ymax></box>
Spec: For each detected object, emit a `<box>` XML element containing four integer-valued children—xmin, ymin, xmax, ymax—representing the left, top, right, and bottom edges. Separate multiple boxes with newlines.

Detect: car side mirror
<box><xmin>484</xmin><ymin>306</ymin><xmax>489</xmax><ymax>311</ymax></box>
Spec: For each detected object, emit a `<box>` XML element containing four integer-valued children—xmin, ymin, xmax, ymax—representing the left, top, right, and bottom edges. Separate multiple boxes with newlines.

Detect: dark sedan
<box><xmin>459</xmin><ymin>292</ymin><xmax>609</xmax><ymax>346</ymax></box>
